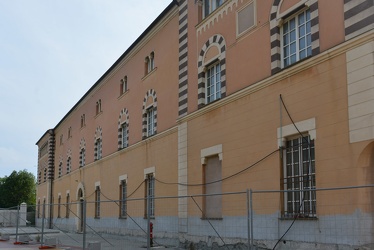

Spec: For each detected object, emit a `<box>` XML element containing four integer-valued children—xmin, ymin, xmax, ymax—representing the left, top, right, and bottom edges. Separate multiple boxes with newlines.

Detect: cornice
<box><xmin>65</xmin><ymin>126</ymin><xmax>178</xmax><ymax>175</ymax></box>
<box><xmin>178</xmin><ymin>30</ymin><xmax>374</xmax><ymax>124</ymax></box>
<box><xmin>196</xmin><ymin>0</ymin><xmax>245</xmax><ymax>35</ymax></box>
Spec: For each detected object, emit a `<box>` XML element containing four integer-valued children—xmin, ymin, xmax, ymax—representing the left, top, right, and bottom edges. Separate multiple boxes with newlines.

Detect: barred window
<box><xmin>120</xmin><ymin>180</ymin><xmax>127</xmax><ymax>218</ymax></box>
<box><xmin>283</xmin><ymin>135</ymin><xmax>316</xmax><ymax>218</ymax></box>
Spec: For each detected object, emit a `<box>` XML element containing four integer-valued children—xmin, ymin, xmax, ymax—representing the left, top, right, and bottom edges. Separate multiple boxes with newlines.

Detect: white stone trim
<box><xmin>119</xmin><ymin>174</ymin><xmax>128</xmax><ymax>185</ymax></box>
<box><xmin>201</xmin><ymin>144</ymin><xmax>223</xmax><ymax>165</ymax></box>
<box><xmin>277</xmin><ymin>118</ymin><xmax>316</xmax><ymax>147</ymax></box>
<box><xmin>95</xmin><ymin>181</ymin><xmax>100</xmax><ymax>188</ymax></box>
<box><xmin>144</xmin><ymin>166</ymin><xmax>155</xmax><ymax>179</ymax></box>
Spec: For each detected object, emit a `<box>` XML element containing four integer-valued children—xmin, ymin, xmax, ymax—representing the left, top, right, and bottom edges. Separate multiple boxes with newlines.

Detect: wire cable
<box><xmin>155</xmin><ymin>148</ymin><xmax>280</xmax><ymax>187</ymax></box>
<box><xmin>273</xmin><ymin>94</ymin><xmax>314</xmax><ymax>250</ymax></box>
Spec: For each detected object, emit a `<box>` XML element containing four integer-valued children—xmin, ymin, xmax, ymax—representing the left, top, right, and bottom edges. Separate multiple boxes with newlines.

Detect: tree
<box><xmin>0</xmin><ymin>170</ymin><xmax>36</xmax><ymax>208</ymax></box>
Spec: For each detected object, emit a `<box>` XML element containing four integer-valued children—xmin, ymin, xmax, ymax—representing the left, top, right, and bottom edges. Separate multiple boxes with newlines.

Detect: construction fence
<box><xmin>0</xmin><ymin>185</ymin><xmax>373</xmax><ymax>250</ymax></box>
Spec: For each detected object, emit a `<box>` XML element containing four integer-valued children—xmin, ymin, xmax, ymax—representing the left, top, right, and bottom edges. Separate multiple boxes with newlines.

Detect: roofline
<box><xmin>35</xmin><ymin>129</ymin><xmax>54</xmax><ymax>145</ymax></box>
<box><xmin>37</xmin><ymin>1</ymin><xmax>177</xmax><ymax>145</ymax></box>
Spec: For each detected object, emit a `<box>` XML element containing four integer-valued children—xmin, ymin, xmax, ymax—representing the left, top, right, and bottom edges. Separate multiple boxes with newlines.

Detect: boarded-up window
<box><xmin>204</xmin><ymin>155</ymin><xmax>222</xmax><ymax>219</ymax></box>
<box><xmin>237</xmin><ymin>2</ymin><xmax>255</xmax><ymax>35</ymax></box>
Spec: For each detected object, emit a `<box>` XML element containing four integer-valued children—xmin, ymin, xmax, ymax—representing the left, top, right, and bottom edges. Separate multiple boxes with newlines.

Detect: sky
<box><xmin>0</xmin><ymin>0</ymin><xmax>171</xmax><ymax>178</ymax></box>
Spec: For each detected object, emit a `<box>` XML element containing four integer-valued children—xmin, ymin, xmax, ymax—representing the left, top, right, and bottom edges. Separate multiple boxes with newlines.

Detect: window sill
<box><xmin>94</xmin><ymin>111</ymin><xmax>103</xmax><ymax>119</ymax></box>
<box><xmin>281</xmin><ymin>55</ymin><xmax>312</xmax><ymax>72</ymax></box>
<box><xmin>280</xmin><ymin>215</ymin><xmax>317</xmax><ymax>220</ymax></box>
<box><xmin>144</xmin><ymin>216</ymin><xmax>155</xmax><ymax>219</ymax></box>
<box><xmin>118</xmin><ymin>90</ymin><xmax>129</xmax><ymax>100</ymax></box>
<box><xmin>141</xmin><ymin>67</ymin><xmax>157</xmax><ymax>81</ymax></box>
<box><xmin>119</xmin><ymin>216</ymin><xmax>127</xmax><ymax>219</ymax></box>
<box><xmin>201</xmin><ymin>217</ymin><xmax>223</xmax><ymax>220</ymax></box>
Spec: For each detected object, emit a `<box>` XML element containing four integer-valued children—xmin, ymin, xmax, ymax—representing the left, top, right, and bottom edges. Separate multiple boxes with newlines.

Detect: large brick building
<box><xmin>36</xmin><ymin>0</ymin><xmax>374</xmax><ymax>248</ymax></box>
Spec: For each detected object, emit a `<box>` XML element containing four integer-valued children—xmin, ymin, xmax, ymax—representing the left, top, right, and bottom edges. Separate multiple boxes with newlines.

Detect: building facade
<box><xmin>36</xmin><ymin>0</ymin><xmax>374</xmax><ymax>248</ymax></box>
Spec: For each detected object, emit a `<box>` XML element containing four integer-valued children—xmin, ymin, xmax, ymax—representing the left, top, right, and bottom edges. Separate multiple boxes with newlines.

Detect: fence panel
<box><xmin>184</xmin><ymin>192</ymin><xmax>249</xmax><ymax>249</ymax></box>
<box><xmin>250</xmin><ymin>185</ymin><xmax>374</xmax><ymax>250</ymax></box>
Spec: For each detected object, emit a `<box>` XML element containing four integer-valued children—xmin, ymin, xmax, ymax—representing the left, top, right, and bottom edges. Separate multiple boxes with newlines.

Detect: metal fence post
<box><xmin>250</xmin><ymin>189</ymin><xmax>254</xmax><ymax>249</ymax></box>
<box><xmin>41</xmin><ymin>202</ymin><xmax>46</xmax><ymax>247</ymax></box>
<box><xmin>83</xmin><ymin>199</ymin><xmax>87</xmax><ymax>250</ymax></box>
<box><xmin>246</xmin><ymin>190</ymin><xmax>250</xmax><ymax>250</ymax></box>
<box><xmin>147</xmin><ymin>195</ymin><xmax>151</xmax><ymax>250</ymax></box>
<box><xmin>15</xmin><ymin>205</ymin><xmax>20</xmax><ymax>243</ymax></box>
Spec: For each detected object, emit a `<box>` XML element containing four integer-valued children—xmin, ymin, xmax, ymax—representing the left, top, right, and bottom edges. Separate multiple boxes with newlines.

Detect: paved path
<box><xmin>0</xmin><ymin>227</ymin><xmax>183</xmax><ymax>249</ymax></box>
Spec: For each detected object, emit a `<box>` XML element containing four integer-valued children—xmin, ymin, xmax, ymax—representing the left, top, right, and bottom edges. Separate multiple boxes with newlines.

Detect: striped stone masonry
<box><xmin>142</xmin><ymin>89</ymin><xmax>158</xmax><ymax>139</ymax></box>
<box><xmin>197</xmin><ymin>34</ymin><xmax>227</xmax><ymax>109</ymax></box>
<box><xmin>178</xmin><ymin>0</ymin><xmax>188</xmax><ymax>117</ymax></box>
<box><xmin>270</xmin><ymin>0</ymin><xmax>320</xmax><ymax>75</ymax></box>
<box><xmin>344</xmin><ymin>0</ymin><xmax>374</xmax><ymax>40</ymax></box>
<box><xmin>118</xmin><ymin>108</ymin><xmax>130</xmax><ymax>149</ymax></box>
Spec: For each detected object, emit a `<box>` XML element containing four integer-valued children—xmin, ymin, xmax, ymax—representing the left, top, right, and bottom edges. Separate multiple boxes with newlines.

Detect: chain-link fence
<box><xmin>1</xmin><ymin>185</ymin><xmax>373</xmax><ymax>249</ymax></box>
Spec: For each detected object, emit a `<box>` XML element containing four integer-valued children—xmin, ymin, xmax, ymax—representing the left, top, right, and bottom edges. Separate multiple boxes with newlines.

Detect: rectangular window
<box><xmin>121</xmin><ymin>123</ymin><xmax>128</xmax><ymax>148</ymax></box>
<box><xmin>39</xmin><ymin>142</ymin><xmax>48</xmax><ymax>158</ymax></box>
<box><xmin>146</xmin><ymin>108</ymin><xmax>155</xmax><ymax>137</ymax></box>
<box><xmin>204</xmin><ymin>155</ymin><xmax>222</xmax><ymax>219</ymax></box>
<box><xmin>96</xmin><ymin>99</ymin><xmax>102</xmax><ymax>115</ymax></box>
<box><xmin>283</xmin><ymin>135</ymin><xmax>316</xmax><ymax>218</ymax></box>
<box><xmin>203</xmin><ymin>0</ymin><xmax>224</xmax><ymax>18</ymax></box>
<box><xmin>282</xmin><ymin>9</ymin><xmax>311</xmax><ymax>67</ymax></box>
<box><xmin>66</xmin><ymin>194</ymin><xmax>70</xmax><ymax>218</ymax></box>
<box><xmin>206</xmin><ymin>62</ymin><xmax>221</xmax><ymax>104</ymax></box>
<box><xmin>119</xmin><ymin>180</ymin><xmax>127</xmax><ymax>218</ymax></box>
<box><xmin>81</xmin><ymin>114</ymin><xmax>85</xmax><ymax>128</ymax></box>
<box><xmin>68</xmin><ymin>127</ymin><xmax>72</xmax><ymax>138</ymax></box>
<box><xmin>95</xmin><ymin>187</ymin><xmax>101</xmax><ymax>218</ymax></box>
<box><xmin>145</xmin><ymin>174</ymin><xmax>155</xmax><ymax>218</ymax></box>
<box><xmin>57</xmin><ymin>196</ymin><xmax>61</xmax><ymax>218</ymax></box>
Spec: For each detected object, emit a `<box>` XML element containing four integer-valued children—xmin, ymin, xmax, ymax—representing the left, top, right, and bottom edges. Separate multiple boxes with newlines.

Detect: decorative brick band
<box><xmin>142</xmin><ymin>89</ymin><xmax>158</xmax><ymax>139</ymax></box>
<box><xmin>270</xmin><ymin>0</ymin><xmax>320</xmax><ymax>75</ymax></box>
<box><xmin>118</xmin><ymin>108</ymin><xmax>130</xmax><ymax>149</ymax></box>
<box><xmin>178</xmin><ymin>0</ymin><xmax>188</xmax><ymax>117</ymax></box>
<box><xmin>197</xmin><ymin>34</ymin><xmax>227</xmax><ymax>109</ymax></box>
<box><xmin>344</xmin><ymin>0</ymin><xmax>374</xmax><ymax>40</ymax></box>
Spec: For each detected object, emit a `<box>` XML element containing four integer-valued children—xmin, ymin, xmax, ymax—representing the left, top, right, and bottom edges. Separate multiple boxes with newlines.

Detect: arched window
<box><xmin>66</xmin><ymin>157</ymin><xmax>71</xmax><ymax>174</ymax></box>
<box><xmin>197</xmin><ymin>34</ymin><xmax>227</xmax><ymax>108</ymax></box>
<box><xmin>79</xmin><ymin>138</ymin><xmax>86</xmax><ymax>167</ymax></box>
<box><xmin>118</xmin><ymin>109</ymin><xmax>130</xmax><ymax>149</ymax></box>
<box><xmin>269</xmin><ymin>0</ymin><xmax>320</xmax><ymax>74</ymax></box>
<box><xmin>142</xmin><ymin>90</ymin><xmax>157</xmax><ymax>139</ymax></box>
<box><xmin>94</xmin><ymin>127</ymin><xmax>103</xmax><ymax>160</ymax></box>
<box><xmin>58</xmin><ymin>162</ymin><xmax>62</xmax><ymax>178</ymax></box>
